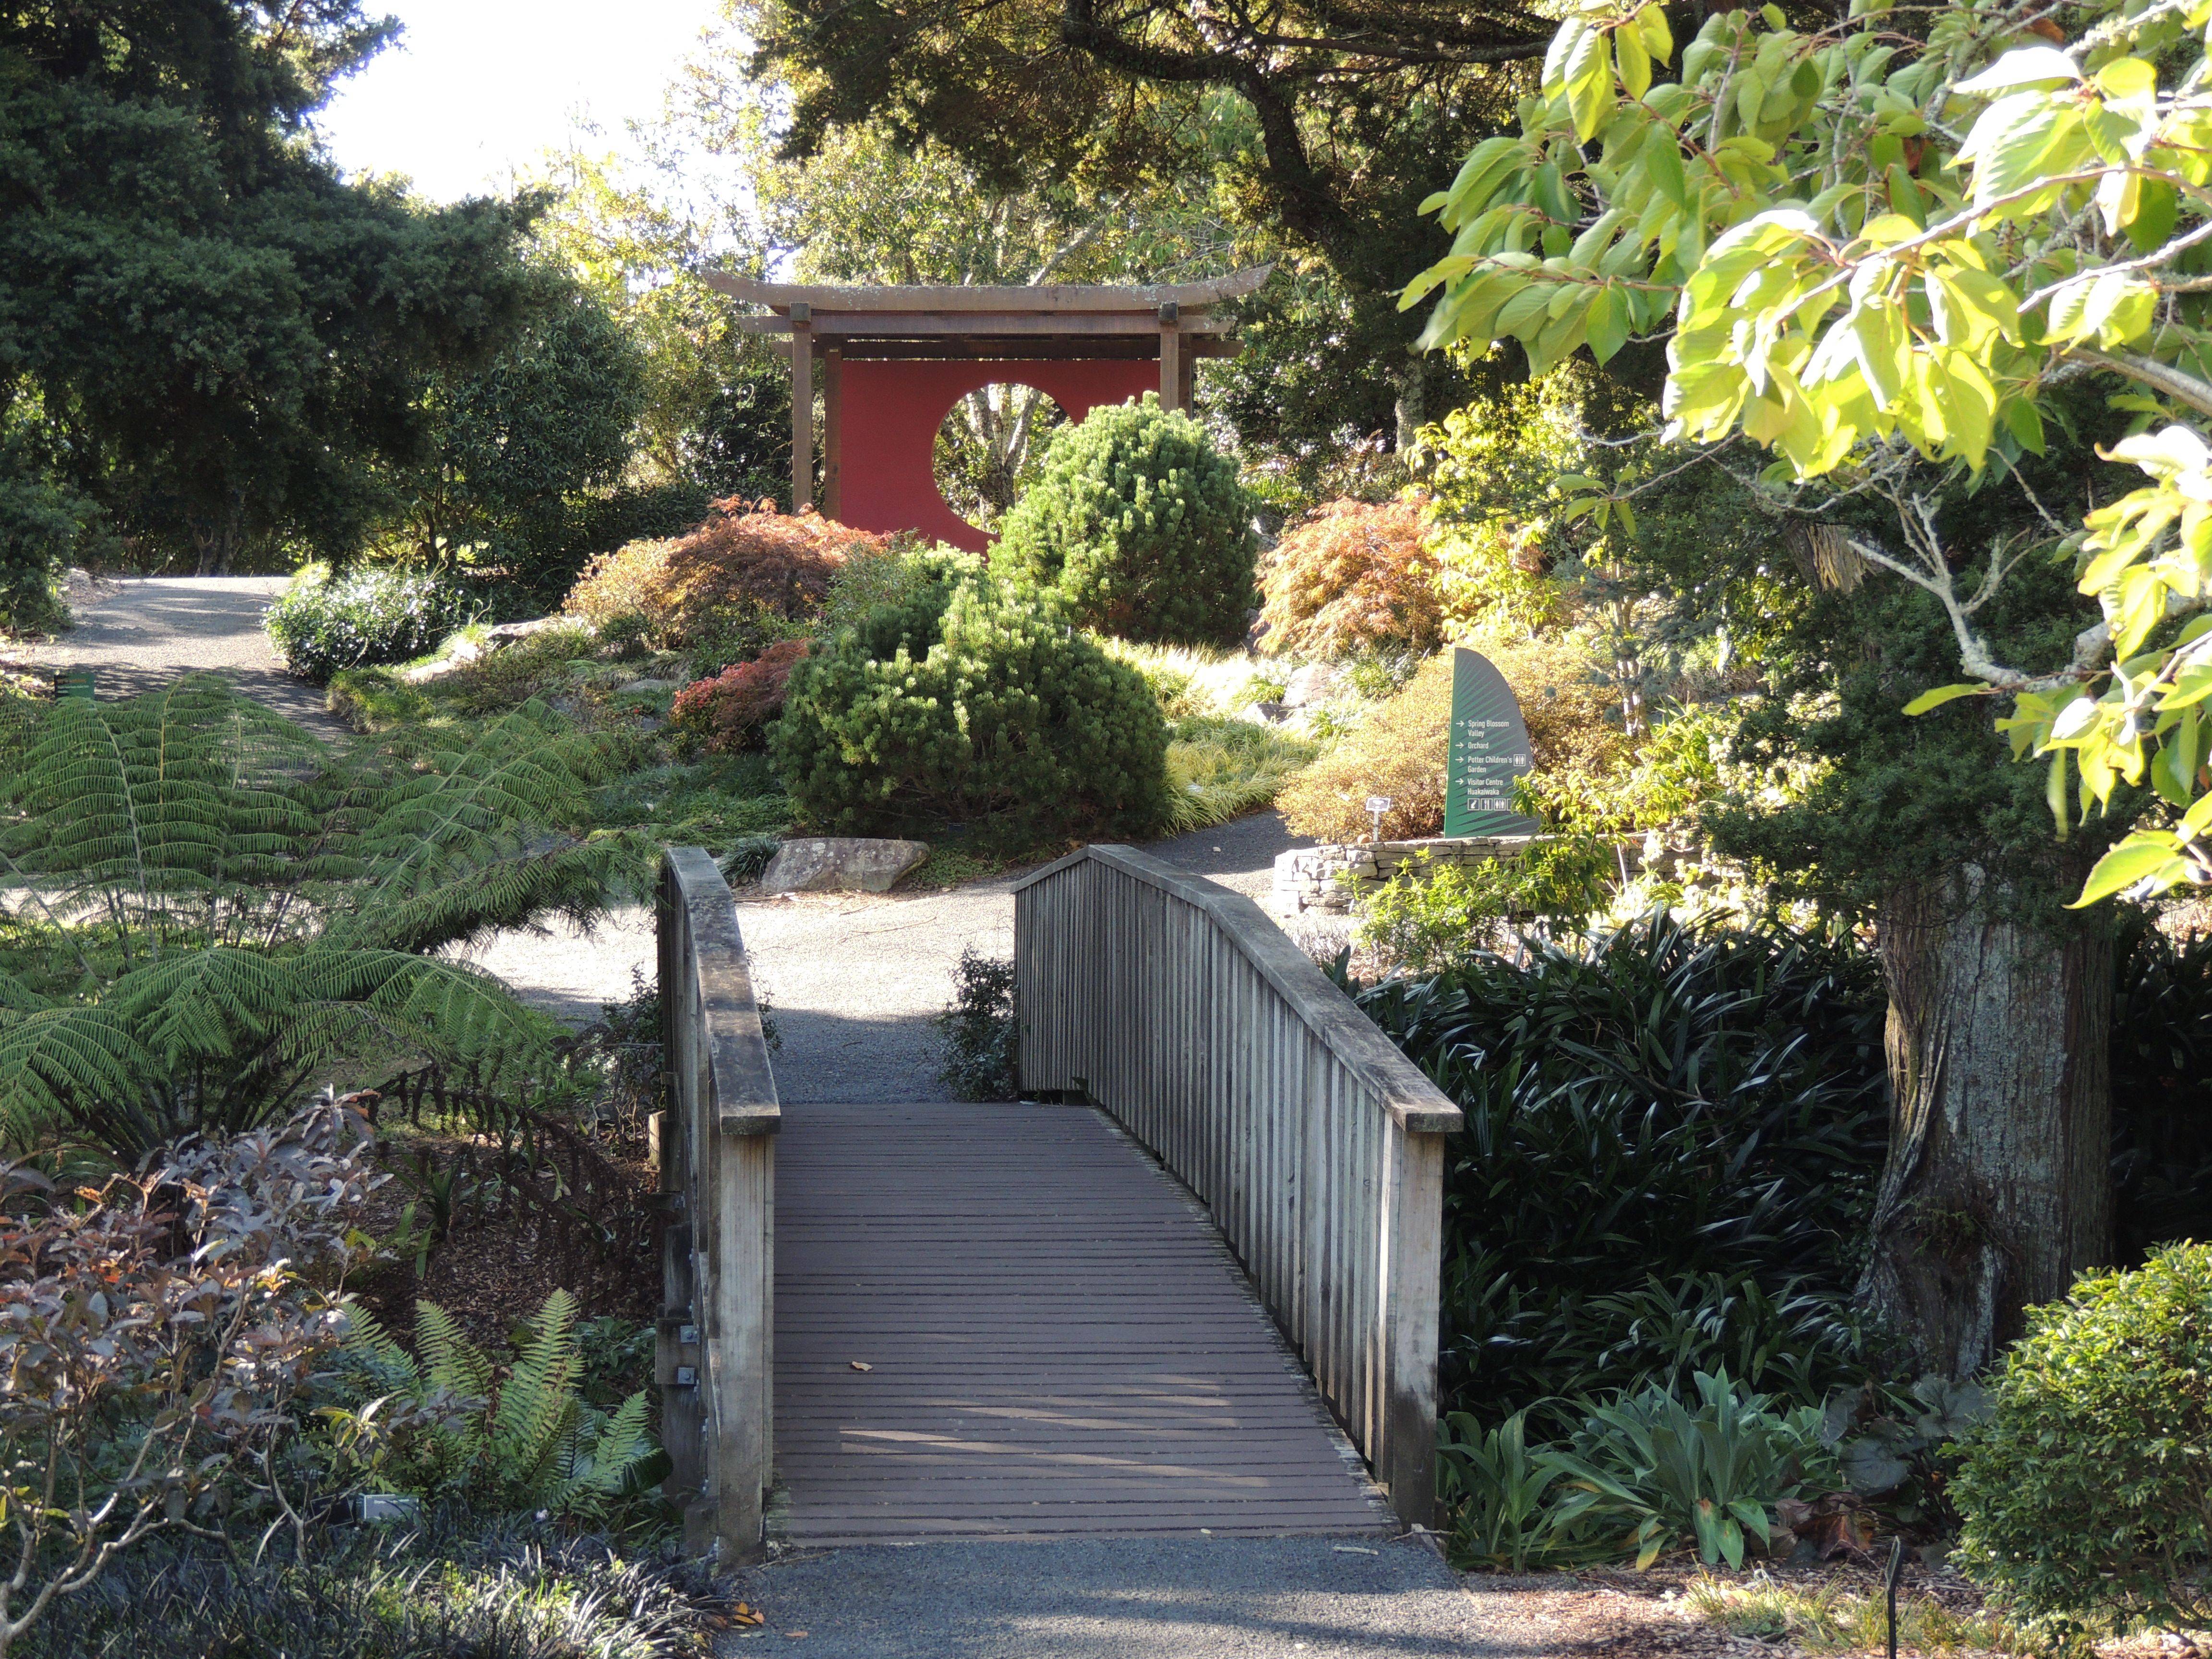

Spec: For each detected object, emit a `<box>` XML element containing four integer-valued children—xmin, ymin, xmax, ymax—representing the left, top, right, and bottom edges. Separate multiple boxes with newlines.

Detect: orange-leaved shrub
<box><xmin>1258</xmin><ymin>495</ymin><xmax>1445</xmax><ymax>660</ymax></box>
<box><xmin>669</xmin><ymin>639</ymin><xmax>811</xmax><ymax>755</ymax></box>
<box><xmin>565</xmin><ymin>499</ymin><xmax>890</xmax><ymax>653</ymax></box>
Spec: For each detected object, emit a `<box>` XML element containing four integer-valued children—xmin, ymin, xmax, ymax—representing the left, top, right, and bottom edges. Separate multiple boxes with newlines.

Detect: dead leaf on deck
<box><xmin>849</xmin><ymin>1360</ymin><xmax>872</xmax><ymax>1371</ymax></box>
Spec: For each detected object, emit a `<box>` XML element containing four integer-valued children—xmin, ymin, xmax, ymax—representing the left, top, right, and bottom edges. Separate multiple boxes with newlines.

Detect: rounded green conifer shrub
<box><xmin>1950</xmin><ymin>1241</ymin><xmax>2212</xmax><ymax>1641</ymax></box>
<box><xmin>769</xmin><ymin>577</ymin><xmax>1169</xmax><ymax>837</ymax></box>
<box><xmin>992</xmin><ymin>395</ymin><xmax>1255</xmax><ymax>647</ymax></box>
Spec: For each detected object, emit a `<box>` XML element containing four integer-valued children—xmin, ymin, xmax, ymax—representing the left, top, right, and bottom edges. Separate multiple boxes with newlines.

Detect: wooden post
<box><xmin>657</xmin><ymin>848</ymin><xmax>781</xmax><ymax>1565</ymax></box>
<box><xmin>790</xmin><ymin>302</ymin><xmax>814</xmax><ymax>512</ymax></box>
<box><xmin>823</xmin><ymin>346</ymin><xmax>843</xmax><ymax>521</ymax></box>
<box><xmin>1178</xmin><ymin>349</ymin><xmax>1196</xmax><ymax>415</ymax></box>
<box><xmin>1380</xmin><ymin>1117</ymin><xmax>1447</xmax><ymax>1530</ymax></box>
<box><xmin>1158</xmin><ymin>301</ymin><xmax>1182</xmax><ymax>411</ymax></box>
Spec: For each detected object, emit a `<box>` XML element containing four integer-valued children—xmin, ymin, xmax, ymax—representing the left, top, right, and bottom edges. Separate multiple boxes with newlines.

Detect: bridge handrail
<box><xmin>658</xmin><ymin>847</ymin><xmax>777</xmax><ymax>1563</ymax></box>
<box><xmin>1011</xmin><ymin>844</ymin><xmax>1462</xmax><ymax>1529</ymax></box>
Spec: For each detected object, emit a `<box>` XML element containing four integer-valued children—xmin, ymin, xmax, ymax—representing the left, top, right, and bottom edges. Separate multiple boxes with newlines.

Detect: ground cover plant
<box><xmin>0</xmin><ymin>675</ymin><xmax>640</xmax><ymax>1159</ymax></box>
<box><xmin>993</xmin><ymin>397</ymin><xmax>1256</xmax><ymax>648</ymax></box>
<box><xmin>14</xmin><ymin>1522</ymin><xmax>737</xmax><ymax>1659</ymax></box>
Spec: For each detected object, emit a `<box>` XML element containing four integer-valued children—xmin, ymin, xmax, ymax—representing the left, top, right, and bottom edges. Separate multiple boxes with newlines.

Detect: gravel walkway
<box><xmin>10</xmin><ymin>575</ymin><xmax>348</xmax><ymax>739</ymax></box>
<box><xmin>721</xmin><ymin>1537</ymin><xmax>1517</xmax><ymax>1658</ymax></box>
<box><xmin>454</xmin><ymin>813</ymin><xmax>1316</xmax><ymax>1103</ymax></box>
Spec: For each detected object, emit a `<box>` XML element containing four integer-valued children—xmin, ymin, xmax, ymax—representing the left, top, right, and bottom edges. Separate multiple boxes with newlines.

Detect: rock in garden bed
<box><xmin>759</xmin><ymin>836</ymin><xmax>929</xmax><ymax>895</ymax></box>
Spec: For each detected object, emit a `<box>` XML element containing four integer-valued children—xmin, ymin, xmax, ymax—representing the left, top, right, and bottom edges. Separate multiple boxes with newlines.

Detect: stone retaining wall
<box><xmin>1271</xmin><ymin>836</ymin><xmax>1539</xmax><ymax>915</ymax></box>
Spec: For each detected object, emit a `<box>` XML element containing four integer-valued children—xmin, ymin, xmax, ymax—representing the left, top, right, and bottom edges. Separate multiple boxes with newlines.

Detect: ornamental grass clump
<box><xmin>1951</xmin><ymin>1242</ymin><xmax>2212</xmax><ymax>1643</ymax></box>
<box><xmin>993</xmin><ymin>395</ymin><xmax>1255</xmax><ymax>647</ymax></box>
<box><xmin>770</xmin><ymin>575</ymin><xmax>1168</xmax><ymax>838</ymax></box>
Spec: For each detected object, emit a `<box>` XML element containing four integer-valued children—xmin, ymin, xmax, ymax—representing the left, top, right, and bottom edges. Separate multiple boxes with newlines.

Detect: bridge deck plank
<box><xmin>771</xmin><ymin>1102</ymin><xmax>1387</xmax><ymax>1545</ymax></box>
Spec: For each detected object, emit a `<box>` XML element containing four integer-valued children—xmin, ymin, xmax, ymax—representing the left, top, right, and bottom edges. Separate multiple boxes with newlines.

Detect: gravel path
<box><xmin>455</xmin><ymin>813</ymin><xmax>1317</xmax><ymax>1103</ymax></box>
<box><xmin>721</xmin><ymin>1537</ymin><xmax>1518</xmax><ymax>1658</ymax></box>
<box><xmin>10</xmin><ymin>575</ymin><xmax>348</xmax><ymax>739</ymax></box>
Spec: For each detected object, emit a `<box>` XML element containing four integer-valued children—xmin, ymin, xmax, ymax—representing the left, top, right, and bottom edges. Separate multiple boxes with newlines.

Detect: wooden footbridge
<box><xmin>653</xmin><ymin>845</ymin><xmax>1461</xmax><ymax>1561</ymax></box>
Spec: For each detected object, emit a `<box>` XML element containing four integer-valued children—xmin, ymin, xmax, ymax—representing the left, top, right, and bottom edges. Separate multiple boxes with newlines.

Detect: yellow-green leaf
<box><xmin>1903</xmin><ymin>682</ymin><xmax>1994</xmax><ymax>715</ymax></box>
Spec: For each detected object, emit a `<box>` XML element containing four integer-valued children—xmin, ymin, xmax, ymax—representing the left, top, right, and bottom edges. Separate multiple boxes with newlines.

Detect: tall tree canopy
<box><xmin>734</xmin><ymin>0</ymin><xmax>1530</xmax><ymax>485</ymax></box>
<box><xmin>0</xmin><ymin>0</ymin><xmax>542</xmax><ymax>604</ymax></box>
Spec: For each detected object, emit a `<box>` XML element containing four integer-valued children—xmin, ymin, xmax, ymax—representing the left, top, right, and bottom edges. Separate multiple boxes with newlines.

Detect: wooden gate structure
<box><xmin>701</xmin><ymin>268</ymin><xmax>1268</xmax><ymax>551</ymax></box>
<box><xmin>654</xmin><ymin>841</ymin><xmax>1460</xmax><ymax>1557</ymax></box>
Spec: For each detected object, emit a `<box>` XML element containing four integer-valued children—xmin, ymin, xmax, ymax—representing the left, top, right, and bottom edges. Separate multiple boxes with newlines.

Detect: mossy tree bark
<box><xmin>1863</xmin><ymin>871</ymin><xmax>2114</xmax><ymax>1380</ymax></box>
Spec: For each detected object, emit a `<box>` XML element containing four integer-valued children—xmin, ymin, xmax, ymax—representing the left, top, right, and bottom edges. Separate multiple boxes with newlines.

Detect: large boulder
<box><xmin>758</xmin><ymin>837</ymin><xmax>930</xmax><ymax>895</ymax></box>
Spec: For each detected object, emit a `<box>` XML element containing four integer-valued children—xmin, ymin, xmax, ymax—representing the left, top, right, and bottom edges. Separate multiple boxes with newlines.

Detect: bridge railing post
<box><xmin>1013</xmin><ymin>845</ymin><xmax>1461</xmax><ymax>1533</ymax></box>
<box><xmin>658</xmin><ymin>847</ymin><xmax>780</xmax><ymax>1564</ymax></box>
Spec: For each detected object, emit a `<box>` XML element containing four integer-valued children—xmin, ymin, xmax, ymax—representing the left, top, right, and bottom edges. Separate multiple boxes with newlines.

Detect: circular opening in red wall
<box><xmin>933</xmin><ymin>385</ymin><xmax>1069</xmax><ymax>533</ymax></box>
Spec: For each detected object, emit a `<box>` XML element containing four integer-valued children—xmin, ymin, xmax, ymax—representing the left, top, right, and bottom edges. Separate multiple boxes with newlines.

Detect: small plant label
<box><xmin>1443</xmin><ymin>646</ymin><xmax>1541</xmax><ymax>837</ymax></box>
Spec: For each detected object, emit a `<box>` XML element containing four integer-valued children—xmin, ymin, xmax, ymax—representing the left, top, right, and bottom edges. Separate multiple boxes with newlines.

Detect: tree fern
<box><xmin>0</xmin><ymin>679</ymin><xmax>647</xmax><ymax>1157</ymax></box>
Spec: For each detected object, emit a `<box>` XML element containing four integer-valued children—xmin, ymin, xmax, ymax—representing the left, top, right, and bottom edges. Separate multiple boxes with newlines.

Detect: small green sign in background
<box><xmin>1443</xmin><ymin>646</ymin><xmax>1542</xmax><ymax>838</ymax></box>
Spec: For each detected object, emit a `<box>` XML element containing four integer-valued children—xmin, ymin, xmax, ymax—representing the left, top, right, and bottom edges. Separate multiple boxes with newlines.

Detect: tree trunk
<box><xmin>1394</xmin><ymin>358</ymin><xmax>1426</xmax><ymax>456</ymax></box>
<box><xmin>1862</xmin><ymin>869</ymin><xmax>2113</xmax><ymax>1380</ymax></box>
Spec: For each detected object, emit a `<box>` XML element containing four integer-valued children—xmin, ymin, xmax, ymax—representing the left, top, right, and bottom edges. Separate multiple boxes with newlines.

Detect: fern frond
<box><xmin>334</xmin><ymin>1297</ymin><xmax>422</xmax><ymax>1393</ymax></box>
<box><xmin>492</xmin><ymin>1288</ymin><xmax>583</xmax><ymax>1491</ymax></box>
<box><xmin>414</xmin><ymin>1298</ymin><xmax>493</xmax><ymax>1401</ymax></box>
<box><xmin>0</xmin><ymin>1005</ymin><xmax>155</xmax><ymax>1148</ymax></box>
<box><xmin>0</xmin><ymin>681</ymin><xmax>621</xmax><ymax>1155</ymax></box>
<box><xmin>104</xmin><ymin>947</ymin><xmax>290</xmax><ymax>1074</ymax></box>
<box><xmin>577</xmin><ymin>1388</ymin><xmax>654</xmax><ymax>1501</ymax></box>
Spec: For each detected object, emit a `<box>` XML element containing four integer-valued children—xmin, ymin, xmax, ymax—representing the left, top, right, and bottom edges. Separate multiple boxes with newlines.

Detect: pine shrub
<box><xmin>668</xmin><ymin>639</ymin><xmax>809</xmax><ymax>756</ymax></box>
<box><xmin>564</xmin><ymin>498</ymin><xmax>888</xmax><ymax>657</ymax></box>
<box><xmin>993</xmin><ymin>396</ymin><xmax>1255</xmax><ymax>647</ymax></box>
<box><xmin>1951</xmin><ymin>1242</ymin><xmax>2212</xmax><ymax>1640</ymax></box>
<box><xmin>770</xmin><ymin>577</ymin><xmax>1168</xmax><ymax>838</ymax></box>
<box><xmin>264</xmin><ymin>565</ymin><xmax>481</xmax><ymax>685</ymax></box>
<box><xmin>1258</xmin><ymin>494</ymin><xmax>1445</xmax><ymax>659</ymax></box>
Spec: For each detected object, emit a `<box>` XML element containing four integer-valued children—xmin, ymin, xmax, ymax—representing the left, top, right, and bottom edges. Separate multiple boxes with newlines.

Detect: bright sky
<box><xmin>313</xmin><ymin>0</ymin><xmax>727</xmax><ymax>202</ymax></box>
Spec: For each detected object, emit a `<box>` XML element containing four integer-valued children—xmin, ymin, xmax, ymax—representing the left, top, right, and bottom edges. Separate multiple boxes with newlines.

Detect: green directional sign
<box><xmin>1443</xmin><ymin>646</ymin><xmax>1543</xmax><ymax>838</ymax></box>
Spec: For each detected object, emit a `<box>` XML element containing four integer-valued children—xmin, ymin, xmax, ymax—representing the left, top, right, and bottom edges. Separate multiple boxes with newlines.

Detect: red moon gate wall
<box><xmin>833</xmin><ymin>359</ymin><xmax>1159</xmax><ymax>553</ymax></box>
